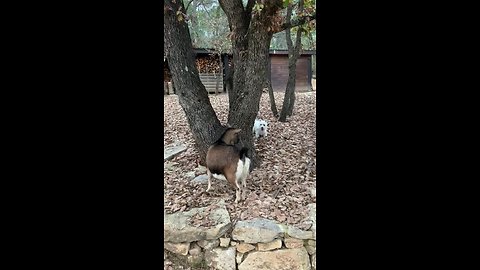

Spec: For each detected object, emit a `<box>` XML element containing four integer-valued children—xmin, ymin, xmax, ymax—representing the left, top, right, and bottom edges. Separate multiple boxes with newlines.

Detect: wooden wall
<box><xmin>270</xmin><ymin>55</ymin><xmax>311</xmax><ymax>92</ymax></box>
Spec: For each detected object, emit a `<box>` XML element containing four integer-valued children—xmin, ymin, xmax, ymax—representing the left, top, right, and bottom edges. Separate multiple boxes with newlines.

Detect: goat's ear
<box><xmin>233</xmin><ymin>128</ymin><xmax>242</xmax><ymax>133</ymax></box>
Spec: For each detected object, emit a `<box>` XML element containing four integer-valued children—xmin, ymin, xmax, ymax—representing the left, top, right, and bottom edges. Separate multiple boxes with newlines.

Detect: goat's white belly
<box><xmin>211</xmin><ymin>159</ymin><xmax>250</xmax><ymax>183</ymax></box>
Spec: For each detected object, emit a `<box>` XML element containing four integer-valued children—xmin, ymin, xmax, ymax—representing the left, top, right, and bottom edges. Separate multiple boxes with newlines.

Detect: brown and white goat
<box><xmin>205</xmin><ymin>128</ymin><xmax>251</xmax><ymax>203</ymax></box>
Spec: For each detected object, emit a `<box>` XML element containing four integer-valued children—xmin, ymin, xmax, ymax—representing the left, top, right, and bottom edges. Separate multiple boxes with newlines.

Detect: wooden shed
<box><xmin>269</xmin><ymin>49</ymin><xmax>316</xmax><ymax>92</ymax></box>
<box><xmin>164</xmin><ymin>49</ymin><xmax>229</xmax><ymax>94</ymax></box>
<box><xmin>163</xmin><ymin>48</ymin><xmax>315</xmax><ymax>94</ymax></box>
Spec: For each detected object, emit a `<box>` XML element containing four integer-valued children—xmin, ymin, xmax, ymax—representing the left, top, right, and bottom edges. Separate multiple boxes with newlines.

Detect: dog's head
<box><xmin>255</xmin><ymin>119</ymin><xmax>268</xmax><ymax>132</ymax></box>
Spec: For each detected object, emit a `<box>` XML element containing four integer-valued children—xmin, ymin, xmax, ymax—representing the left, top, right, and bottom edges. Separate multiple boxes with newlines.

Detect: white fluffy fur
<box><xmin>252</xmin><ymin>119</ymin><xmax>268</xmax><ymax>139</ymax></box>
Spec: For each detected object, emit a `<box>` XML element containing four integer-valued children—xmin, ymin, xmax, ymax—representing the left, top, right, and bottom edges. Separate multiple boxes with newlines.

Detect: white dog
<box><xmin>252</xmin><ymin>119</ymin><xmax>268</xmax><ymax>139</ymax></box>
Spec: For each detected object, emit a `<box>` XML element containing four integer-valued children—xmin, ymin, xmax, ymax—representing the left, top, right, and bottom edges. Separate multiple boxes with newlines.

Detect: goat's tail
<box><xmin>239</xmin><ymin>147</ymin><xmax>250</xmax><ymax>159</ymax></box>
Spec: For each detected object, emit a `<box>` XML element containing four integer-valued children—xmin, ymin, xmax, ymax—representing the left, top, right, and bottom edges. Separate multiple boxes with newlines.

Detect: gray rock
<box><xmin>164</xmin><ymin>201</ymin><xmax>231</xmax><ymax>243</ymax></box>
<box><xmin>195</xmin><ymin>165</ymin><xmax>207</xmax><ymax>175</ymax></box>
<box><xmin>257</xmin><ymin>239</ymin><xmax>282</xmax><ymax>251</ymax></box>
<box><xmin>238</xmin><ymin>247</ymin><xmax>311</xmax><ymax>270</ymax></box>
<box><xmin>164</xmin><ymin>242</ymin><xmax>189</xmax><ymax>256</ymax></box>
<box><xmin>192</xmin><ymin>174</ymin><xmax>209</xmax><ymax>184</ymax></box>
<box><xmin>219</xmin><ymin>237</ymin><xmax>231</xmax><ymax>247</ymax></box>
<box><xmin>287</xmin><ymin>225</ymin><xmax>314</xmax><ymax>240</ymax></box>
<box><xmin>185</xmin><ymin>171</ymin><xmax>195</xmax><ymax>180</ymax></box>
<box><xmin>232</xmin><ymin>218</ymin><xmax>285</xmax><ymax>244</ymax></box>
<box><xmin>236</xmin><ymin>243</ymin><xmax>255</xmax><ymax>253</ymax></box>
<box><xmin>284</xmin><ymin>237</ymin><xmax>304</xmax><ymax>249</ymax></box>
<box><xmin>164</xmin><ymin>144</ymin><xmax>187</xmax><ymax>161</ymax></box>
<box><xmin>197</xmin><ymin>239</ymin><xmax>220</xmax><ymax>249</ymax></box>
<box><xmin>205</xmin><ymin>247</ymin><xmax>236</xmax><ymax>270</ymax></box>
<box><xmin>189</xmin><ymin>242</ymin><xmax>202</xmax><ymax>256</ymax></box>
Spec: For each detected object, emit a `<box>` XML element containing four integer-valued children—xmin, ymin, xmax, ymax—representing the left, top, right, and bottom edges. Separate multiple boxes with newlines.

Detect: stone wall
<box><xmin>164</xmin><ymin>200</ymin><xmax>316</xmax><ymax>270</ymax></box>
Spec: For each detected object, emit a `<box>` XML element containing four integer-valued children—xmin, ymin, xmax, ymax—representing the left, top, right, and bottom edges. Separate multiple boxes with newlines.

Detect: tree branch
<box><xmin>275</xmin><ymin>12</ymin><xmax>316</xmax><ymax>33</ymax></box>
<box><xmin>185</xmin><ymin>0</ymin><xmax>195</xmax><ymax>12</ymax></box>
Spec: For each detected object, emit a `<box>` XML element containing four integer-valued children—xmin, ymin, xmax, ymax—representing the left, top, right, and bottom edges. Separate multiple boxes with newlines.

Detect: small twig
<box><xmin>272</xmin><ymin>184</ymin><xmax>284</xmax><ymax>198</ymax></box>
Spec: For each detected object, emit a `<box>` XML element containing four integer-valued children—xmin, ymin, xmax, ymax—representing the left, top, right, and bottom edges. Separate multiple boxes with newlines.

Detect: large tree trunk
<box><xmin>164</xmin><ymin>0</ymin><xmax>224</xmax><ymax>165</ymax></box>
<box><xmin>279</xmin><ymin>1</ymin><xmax>303</xmax><ymax>122</ymax></box>
<box><xmin>266</xmin><ymin>57</ymin><xmax>278</xmax><ymax>117</ymax></box>
<box><xmin>219</xmin><ymin>0</ymin><xmax>282</xmax><ymax>168</ymax></box>
<box><xmin>218</xmin><ymin>0</ymin><xmax>251</xmax><ymax>119</ymax></box>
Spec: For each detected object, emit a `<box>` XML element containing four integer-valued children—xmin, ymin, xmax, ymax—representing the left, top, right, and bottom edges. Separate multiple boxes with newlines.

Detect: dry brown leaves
<box><xmin>164</xmin><ymin>91</ymin><xmax>316</xmax><ymax>227</ymax></box>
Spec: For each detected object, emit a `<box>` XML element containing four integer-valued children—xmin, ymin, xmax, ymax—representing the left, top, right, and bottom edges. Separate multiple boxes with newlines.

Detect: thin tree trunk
<box><xmin>164</xmin><ymin>0</ymin><xmax>224</xmax><ymax>165</ymax></box>
<box><xmin>279</xmin><ymin>0</ymin><xmax>304</xmax><ymax>122</ymax></box>
<box><xmin>266</xmin><ymin>58</ymin><xmax>278</xmax><ymax>117</ymax></box>
<box><xmin>215</xmin><ymin>53</ymin><xmax>222</xmax><ymax>95</ymax></box>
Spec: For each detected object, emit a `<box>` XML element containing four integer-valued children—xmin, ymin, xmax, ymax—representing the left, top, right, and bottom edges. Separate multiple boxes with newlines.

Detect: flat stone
<box><xmin>164</xmin><ymin>242</ymin><xmax>189</xmax><ymax>256</ymax></box>
<box><xmin>232</xmin><ymin>218</ymin><xmax>285</xmax><ymax>244</ymax></box>
<box><xmin>164</xmin><ymin>144</ymin><xmax>187</xmax><ymax>161</ymax></box>
<box><xmin>219</xmin><ymin>237</ymin><xmax>231</xmax><ymax>247</ymax></box>
<box><xmin>310</xmin><ymin>188</ymin><xmax>316</xmax><ymax>198</ymax></box>
<box><xmin>257</xmin><ymin>239</ymin><xmax>282</xmax><ymax>251</ymax></box>
<box><xmin>287</xmin><ymin>225</ymin><xmax>314</xmax><ymax>240</ymax></box>
<box><xmin>189</xmin><ymin>242</ymin><xmax>202</xmax><ymax>256</ymax></box>
<box><xmin>236</xmin><ymin>243</ymin><xmax>255</xmax><ymax>253</ymax></box>
<box><xmin>197</xmin><ymin>239</ymin><xmax>220</xmax><ymax>249</ymax></box>
<box><xmin>238</xmin><ymin>247</ymin><xmax>311</xmax><ymax>270</ymax></box>
<box><xmin>164</xmin><ymin>201</ymin><xmax>231</xmax><ymax>243</ymax></box>
<box><xmin>185</xmin><ymin>171</ymin><xmax>195</xmax><ymax>180</ymax></box>
<box><xmin>195</xmin><ymin>165</ymin><xmax>207</xmax><ymax>175</ymax></box>
<box><xmin>284</xmin><ymin>238</ymin><xmax>305</xmax><ymax>249</ymax></box>
<box><xmin>192</xmin><ymin>174</ymin><xmax>209</xmax><ymax>184</ymax></box>
<box><xmin>230</xmin><ymin>241</ymin><xmax>237</xmax><ymax>246</ymax></box>
<box><xmin>205</xmin><ymin>247</ymin><xmax>236</xmax><ymax>270</ymax></box>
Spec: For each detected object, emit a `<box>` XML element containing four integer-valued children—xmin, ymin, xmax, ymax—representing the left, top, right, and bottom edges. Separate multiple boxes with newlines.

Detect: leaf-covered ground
<box><xmin>164</xmin><ymin>91</ymin><xmax>316</xmax><ymax>229</ymax></box>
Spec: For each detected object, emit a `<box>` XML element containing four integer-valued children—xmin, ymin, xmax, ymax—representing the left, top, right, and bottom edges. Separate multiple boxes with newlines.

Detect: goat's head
<box><xmin>221</xmin><ymin>128</ymin><xmax>242</xmax><ymax>145</ymax></box>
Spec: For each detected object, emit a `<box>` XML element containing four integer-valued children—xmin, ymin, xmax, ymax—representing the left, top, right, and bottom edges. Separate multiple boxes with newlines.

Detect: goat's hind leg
<box><xmin>234</xmin><ymin>178</ymin><xmax>242</xmax><ymax>204</ymax></box>
<box><xmin>206</xmin><ymin>169</ymin><xmax>213</xmax><ymax>192</ymax></box>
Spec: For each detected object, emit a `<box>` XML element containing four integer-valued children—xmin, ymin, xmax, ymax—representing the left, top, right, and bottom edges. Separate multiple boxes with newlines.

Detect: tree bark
<box><xmin>215</xmin><ymin>53</ymin><xmax>222</xmax><ymax>95</ymax></box>
<box><xmin>218</xmin><ymin>0</ymin><xmax>251</xmax><ymax>118</ymax></box>
<box><xmin>266</xmin><ymin>57</ymin><xmax>278</xmax><ymax>117</ymax></box>
<box><xmin>219</xmin><ymin>0</ymin><xmax>283</xmax><ymax>168</ymax></box>
<box><xmin>279</xmin><ymin>1</ymin><xmax>303</xmax><ymax>122</ymax></box>
<box><xmin>164</xmin><ymin>0</ymin><xmax>224</xmax><ymax>165</ymax></box>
